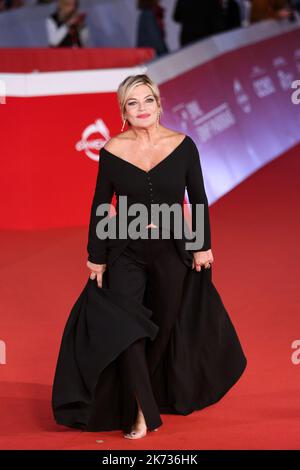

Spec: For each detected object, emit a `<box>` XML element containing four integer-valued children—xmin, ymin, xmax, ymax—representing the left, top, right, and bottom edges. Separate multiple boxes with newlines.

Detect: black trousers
<box><xmin>106</xmin><ymin>227</ymin><xmax>188</xmax><ymax>433</ymax></box>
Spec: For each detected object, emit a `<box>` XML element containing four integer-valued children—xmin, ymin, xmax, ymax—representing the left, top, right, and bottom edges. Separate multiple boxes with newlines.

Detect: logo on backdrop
<box><xmin>76</xmin><ymin>119</ymin><xmax>110</xmax><ymax>161</ymax></box>
<box><xmin>173</xmin><ymin>99</ymin><xmax>236</xmax><ymax>144</ymax></box>
<box><xmin>233</xmin><ymin>79</ymin><xmax>251</xmax><ymax>114</ymax></box>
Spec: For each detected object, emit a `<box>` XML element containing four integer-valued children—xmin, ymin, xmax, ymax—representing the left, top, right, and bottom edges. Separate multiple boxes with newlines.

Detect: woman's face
<box><xmin>124</xmin><ymin>84</ymin><xmax>160</xmax><ymax>129</ymax></box>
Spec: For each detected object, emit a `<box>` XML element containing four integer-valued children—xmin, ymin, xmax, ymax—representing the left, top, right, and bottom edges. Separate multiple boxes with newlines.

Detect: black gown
<box><xmin>51</xmin><ymin>134</ymin><xmax>247</xmax><ymax>431</ymax></box>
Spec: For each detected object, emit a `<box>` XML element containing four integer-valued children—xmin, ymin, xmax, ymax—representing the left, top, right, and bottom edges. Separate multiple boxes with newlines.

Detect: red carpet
<box><xmin>0</xmin><ymin>144</ymin><xmax>299</xmax><ymax>449</ymax></box>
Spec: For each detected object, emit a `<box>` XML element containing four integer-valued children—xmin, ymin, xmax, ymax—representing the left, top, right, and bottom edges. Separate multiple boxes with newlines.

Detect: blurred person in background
<box><xmin>46</xmin><ymin>0</ymin><xmax>91</xmax><ymax>47</ymax></box>
<box><xmin>238</xmin><ymin>0</ymin><xmax>253</xmax><ymax>27</ymax></box>
<box><xmin>287</xmin><ymin>0</ymin><xmax>300</xmax><ymax>19</ymax></box>
<box><xmin>250</xmin><ymin>0</ymin><xmax>293</xmax><ymax>23</ymax></box>
<box><xmin>220</xmin><ymin>0</ymin><xmax>242</xmax><ymax>31</ymax></box>
<box><xmin>136</xmin><ymin>0</ymin><xmax>169</xmax><ymax>57</ymax></box>
<box><xmin>0</xmin><ymin>0</ymin><xmax>23</xmax><ymax>12</ymax></box>
<box><xmin>173</xmin><ymin>0</ymin><xmax>223</xmax><ymax>47</ymax></box>
<box><xmin>292</xmin><ymin>0</ymin><xmax>300</xmax><ymax>12</ymax></box>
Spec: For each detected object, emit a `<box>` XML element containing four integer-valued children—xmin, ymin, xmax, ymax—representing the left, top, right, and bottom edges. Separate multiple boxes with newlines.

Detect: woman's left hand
<box><xmin>192</xmin><ymin>249</ymin><xmax>214</xmax><ymax>272</ymax></box>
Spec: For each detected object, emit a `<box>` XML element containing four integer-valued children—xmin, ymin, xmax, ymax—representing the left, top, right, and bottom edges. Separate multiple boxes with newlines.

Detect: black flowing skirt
<box><xmin>51</xmin><ymin>266</ymin><xmax>247</xmax><ymax>431</ymax></box>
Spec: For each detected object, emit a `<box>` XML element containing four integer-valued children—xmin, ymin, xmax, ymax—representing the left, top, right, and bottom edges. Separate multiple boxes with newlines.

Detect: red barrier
<box><xmin>0</xmin><ymin>48</ymin><xmax>155</xmax><ymax>73</ymax></box>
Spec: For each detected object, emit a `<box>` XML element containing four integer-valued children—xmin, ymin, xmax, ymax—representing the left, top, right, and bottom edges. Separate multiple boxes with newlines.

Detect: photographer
<box><xmin>46</xmin><ymin>0</ymin><xmax>90</xmax><ymax>48</ymax></box>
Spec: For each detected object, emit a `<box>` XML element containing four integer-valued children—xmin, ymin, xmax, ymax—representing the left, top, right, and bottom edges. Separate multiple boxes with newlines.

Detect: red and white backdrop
<box><xmin>0</xmin><ymin>20</ymin><xmax>299</xmax><ymax>231</ymax></box>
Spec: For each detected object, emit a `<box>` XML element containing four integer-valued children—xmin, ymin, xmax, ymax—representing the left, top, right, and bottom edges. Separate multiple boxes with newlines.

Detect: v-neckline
<box><xmin>101</xmin><ymin>135</ymin><xmax>188</xmax><ymax>175</ymax></box>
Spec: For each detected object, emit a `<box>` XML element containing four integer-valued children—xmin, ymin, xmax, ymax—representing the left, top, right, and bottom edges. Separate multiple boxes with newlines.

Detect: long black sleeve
<box><xmin>185</xmin><ymin>140</ymin><xmax>211</xmax><ymax>252</ymax></box>
<box><xmin>87</xmin><ymin>151</ymin><xmax>114</xmax><ymax>264</ymax></box>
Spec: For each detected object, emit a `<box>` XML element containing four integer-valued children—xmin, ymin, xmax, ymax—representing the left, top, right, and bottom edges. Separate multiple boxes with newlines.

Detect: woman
<box><xmin>52</xmin><ymin>74</ymin><xmax>247</xmax><ymax>440</ymax></box>
<box><xmin>136</xmin><ymin>0</ymin><xmax>169</xmax><ymax>57</ymax></box>
<box><xmin>173</xmin><ymin>0</ymin><xmax>223</xmax><ymax>46</ymax></box>
<box><xmin>46</xmin><ymin>0</ymin><xmax>90</xmax><ymax>48</ymax></box>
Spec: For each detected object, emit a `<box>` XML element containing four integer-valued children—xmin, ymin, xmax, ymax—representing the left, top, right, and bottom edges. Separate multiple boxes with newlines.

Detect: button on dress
<box><xmin>51</xmin><ymin>134</ymin><xmax>247</xmax><ymax>432</ymax></box>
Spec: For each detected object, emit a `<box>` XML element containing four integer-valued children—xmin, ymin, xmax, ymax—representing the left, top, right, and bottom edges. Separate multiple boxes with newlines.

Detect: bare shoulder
<box><xmin>174</xmin><ymin>132</ymin><xmax>187</xmax><ymax>143</ymax></box>
<box><xmin>103</xmin><ymin>133</ymin><xmax>131</xmax><ymax>154</ymax></box>
<box><xmin>162</xmin><ymin>131</ymin><xmax>188</xmax><ymax>149</ymax></box>
<box><xmin>103</xmin><ymin>135</ymin><xmax>122</xmax><ymax>152</ymax></box>
<box><xmin>174</xmin><ymin>131</ymin><xmax>186</xmax><ymax>140</ymax></box>
<box><xmin>162</xmin><ymin>128</ymin><xmax>186</xmax><ymax>141</ymax></box>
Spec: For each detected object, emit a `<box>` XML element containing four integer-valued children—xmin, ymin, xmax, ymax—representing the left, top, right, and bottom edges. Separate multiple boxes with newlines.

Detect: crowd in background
<box><xmin>1</xmin><ymin>0</ymin><xmax>300</xmax><ymax>54</ymax></box>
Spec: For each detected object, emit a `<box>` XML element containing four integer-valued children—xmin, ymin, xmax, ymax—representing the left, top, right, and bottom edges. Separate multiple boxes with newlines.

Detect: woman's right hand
<box><xmin>87</xmin><ymin>260</ymin><xmax>106</xmax><ymax>288</ymax></box>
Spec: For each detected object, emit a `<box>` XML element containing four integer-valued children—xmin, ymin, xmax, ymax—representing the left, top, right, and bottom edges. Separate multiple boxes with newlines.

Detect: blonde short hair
<box><xmin>117</xmin><ymin>74</ymin><xmax>163</xmax><ymax>124</ymax></box>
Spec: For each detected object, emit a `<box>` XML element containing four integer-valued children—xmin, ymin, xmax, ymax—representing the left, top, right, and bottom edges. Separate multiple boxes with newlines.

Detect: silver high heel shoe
<box><xmin>123</xmin><ymin>426</ymin><xmax>159</xmax><ymax>439</ymax></box>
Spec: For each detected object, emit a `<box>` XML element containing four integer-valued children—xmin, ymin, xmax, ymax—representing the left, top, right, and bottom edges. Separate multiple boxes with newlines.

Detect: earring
<box><xmin>156</xmin><ymin>112</ymin><xmax>160</xmax><ymax>128</ymax></box>
<box><xmin>121</xmin><ymin>118</ymin><xmax>126</xmax><ymax>132</ymax></box>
